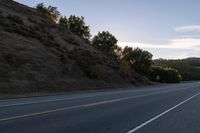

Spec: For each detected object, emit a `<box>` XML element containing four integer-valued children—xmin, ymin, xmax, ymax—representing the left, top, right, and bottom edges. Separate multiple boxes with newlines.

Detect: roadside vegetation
<box><xmin>154</xmin><ymin>58</ymin><xmax>200</xmax><ymax>81</ymax></box>
<box><xmin>150</xmin><ymin>66</ymin><xmax>182</xmax><ymax>83</ymax></box>
<box><xmin>35</xmin><ymin>3</ymin><xmax>182</xmax><ymax>83</ymax></box>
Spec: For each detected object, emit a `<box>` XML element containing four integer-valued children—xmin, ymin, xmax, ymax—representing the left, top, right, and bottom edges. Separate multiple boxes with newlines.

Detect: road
<box><xmin>0</xmin><ymin>82</ymin><xmax>200</xmax><ymax>133</ymax></box>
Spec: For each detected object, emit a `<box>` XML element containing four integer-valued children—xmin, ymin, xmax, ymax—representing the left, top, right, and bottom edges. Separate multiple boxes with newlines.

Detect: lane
<box><xmin>126</xmin><ymin>91</ymin><xmax>200</xmax><ymax>133</ymax></box>
<box><xmin>134</xmin><ymin>87</ymin><xmax>200</xmax><ymax>133</ymax></box>
<box><xmin>0</xmin><ymin>83</ymin><xmax>199</xmax><ymax>121</ymax></box>
<box><xmin>0</xmin><ymin>82</ymin><xmax>199</xmax><ymax>133</ymax></box>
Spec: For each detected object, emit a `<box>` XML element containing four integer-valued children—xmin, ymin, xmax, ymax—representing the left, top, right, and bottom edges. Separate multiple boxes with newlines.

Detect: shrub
<box><xmin>3</xmin><ymin>22</ymin><xmax>30</xmax><ymax>37</ymax></box>
<box><xmin>76</xmin><ymin>51</ymin><xmax>100</xmax><ymax>79</ymax></box>
<box><xmin>3</xmin><ymin>80</ymin><xmax>31</xmax><ymax>94</ymax></box>
<box><xmin>36</xmin><ymin>3</ymin><xmax>60</xmax><ymax>22</ymax></box>
<box><xmin>5</xmin><ymin>53</ymin><xmax>25</xmax><ymax>67</ymax></box>
<box><xmin>27</xmin><ymin>17</ymin><xmax>37</xmax><ymax>23</ymax></box>
<box><xmin>150</xmin><ymin>66</ymin><xmax>182</xmax><ymax>83</ymax></box>
<box><xmin>0</xmin><ymin>16</ymin><xmax>5</xmax><ymax>25</ymax></box>
<box><xmin>6</xmin><ymin>14</ymin><xmax>24</xmax><ymax>24</ymax></box>
<box><xmin>65</xmin><ymin>38</ymin><xmax>79</xmax><ymax>46</ymax></box>
<box><xmin>119</xmin><ymin>60</ymin><xmax>132</xmax><ymax>78</ymax></box>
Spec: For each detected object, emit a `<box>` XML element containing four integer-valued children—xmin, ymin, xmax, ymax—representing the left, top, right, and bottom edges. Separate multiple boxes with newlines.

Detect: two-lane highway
<box><xmin>0</xmin><ymin>82</ymin><xmax>200</xmax><ymax>133</ymax></box>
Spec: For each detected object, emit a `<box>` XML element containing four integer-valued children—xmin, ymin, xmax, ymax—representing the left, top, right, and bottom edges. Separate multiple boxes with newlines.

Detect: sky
<box><xmin>15</xmin><ymin>0</ymin><xmax>200</xmax><ymax>59</ymax></box>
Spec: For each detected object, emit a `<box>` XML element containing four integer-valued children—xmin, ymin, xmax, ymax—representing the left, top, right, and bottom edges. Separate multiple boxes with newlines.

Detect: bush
<box><xmin>119</xmin><ymin>60</ymin><xmax>132</xmax><ymax>78</ymax></box>
<box><xmin>75</xmin><ymin>50</ymin><xmax>100</xmax><ymax>79</ymax></box>
<box><xmin>6</xmin><ymin>14</ymin><xmax>24</xmax><ymax>24</ymax></box>
<box><xmin>27</xmin><ymin>17</ymin><xmax>37</xmax><ymax>23</ymax></box>
<box><xmin>3</xmin><ymin>22</ymin><xmax>29</xmax><ymax>36</ymax></box>
<box><xmin>150</xmin><ymin>66</ymin><xmax>182</xmax><ymax>83</ymax></box>
<box><xmin>65</xmin><ymin>38</ymin><xmax>79</xmax><ymax>46</ymax></box>
<box><xmin>5</xmin><ymin>53</ymin><xmax>25</xmax><ymax>67</ymax></box>
<box><xmin>36</xmin><ymin>3</ymin><xmax>60</xmax><ymax>22</ymax></box>
<box><xmin>0</xmin><ymin>16</ymin><xmax>5</xmax><ymax>25</ymax></box>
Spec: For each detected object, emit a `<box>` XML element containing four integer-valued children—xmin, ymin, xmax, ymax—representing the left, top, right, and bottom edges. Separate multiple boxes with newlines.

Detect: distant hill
<box><xmin>154</xmin><ymin>58</ymin><xmax>200</xmax><ymax>81</ymax></box>
<box><xmin>0</xmin><ymin>0</ymin><xmax>151</xmax><ymax>94</ymax></box>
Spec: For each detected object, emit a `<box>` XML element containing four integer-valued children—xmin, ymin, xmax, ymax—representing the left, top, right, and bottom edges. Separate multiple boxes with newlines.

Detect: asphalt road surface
<box><xmin>0</xmin><ymin>82</ymin><xmax>200</xmax><ymax>133</ymax></box>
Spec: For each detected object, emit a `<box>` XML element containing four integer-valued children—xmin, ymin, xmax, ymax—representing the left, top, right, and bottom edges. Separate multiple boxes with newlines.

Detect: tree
<box><xmin>59</xmin><ymin>15</ymin><xmax>91</xmax><ymax>40</ymax></box>
<box><xmin>92</xmin><ymin>31</ymin><xmax>118</xmax><ymax>54</ymax></box>
<box><xmin>36</xmin><ymin>3</ymin><xmax>45</xmax><ymax>12</ymax></box>
<box><xmin>59</xmin><ymin>16</ymin><xmax>68</xmax><ymax>27</ymax></box>
<box><xmin>122</xmin><ymin>46</ymin><xmax>153</xmax><ymax>75</ymax></box>
<box><xmin>47</xmin><ymin>6</ymin><xmax>60</xmax><ymax>22</ymax></box>
<box><xmin>36</xmin><ymin>3</ymin><xmax>60</xmax><ymax>22</ymax></box>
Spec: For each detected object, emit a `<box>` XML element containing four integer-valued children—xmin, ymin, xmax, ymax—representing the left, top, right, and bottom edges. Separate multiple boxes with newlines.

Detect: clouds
<box><xmin>170</xmin><ymin>38</ymin><xmax>200</xmax><ymax>49</ymax></box>
<box><xmin>118</xmin><ymin>38</ymin><xmax>200</xmax><ymax>59</ymax></box>
<box><xmin>117</xmin><ymin>24</ymin><xmax>200</xmax><ymax>59</ymax></box>
<box><xmin>118</xmin><ymin>38</ymin><xmax>200</xmax><ymax>50</ymax></box>
<box><xmin>175</xmin><ymin>25</ymin><xmax>200</xmax><ymax>32</ymax></box>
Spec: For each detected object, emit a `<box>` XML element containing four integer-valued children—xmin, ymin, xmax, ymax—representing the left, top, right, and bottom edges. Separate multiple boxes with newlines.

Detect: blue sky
<box><xmin>15</xmin><ymin>0</ymin><xmax>200</xmax><ymax>59</ymax></box>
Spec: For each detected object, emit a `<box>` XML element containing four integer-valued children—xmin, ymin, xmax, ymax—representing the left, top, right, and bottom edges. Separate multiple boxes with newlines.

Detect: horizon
<box><xmin>15</xmin><ymin>0</ymin><xmax>200</xmax><ymax>59</ymax></box>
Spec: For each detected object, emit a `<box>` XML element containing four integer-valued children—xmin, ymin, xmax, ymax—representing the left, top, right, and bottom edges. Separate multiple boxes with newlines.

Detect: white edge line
<box><xmin>126</xmin><ymin>91</ymin><xmax>200</xmax><ymax>133</ymax></box>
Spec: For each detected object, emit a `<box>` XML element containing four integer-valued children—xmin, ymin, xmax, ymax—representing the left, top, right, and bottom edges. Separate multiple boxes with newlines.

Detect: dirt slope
<box><xmin>0</xmin><ymin>0</ymin><xmax>150</xmax><ymax>94</ymax></box>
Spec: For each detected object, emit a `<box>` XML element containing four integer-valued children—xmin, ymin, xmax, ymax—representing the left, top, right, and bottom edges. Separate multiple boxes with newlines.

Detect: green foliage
<box><xmin>59</xmin><ymin>16</ymin><xmax>70</xmax><ymax>28</ymax></box>
<box><xmin>36</xmin><ymin>3</ymin><xmax>60</xmax><ymax>22</ymax></box>
<box><xmin>59</xmin><ymin>15</ymin><xmax>91</xmax><ymax>40</ymax></box>
<box><xmin>151</xmin><ymin>66</ymin><xmax>182</xmax><ymax>83</ymax></box>
<box><xmin>154</xmin><ymin>58</ymin><xmax>200</xmax><ymax>80</ymax></box>
<box><xmin>92</xmin><ymin>31</ymin><xmax>118</xmax><ymax>53</ymax></box>
<box><xmin>122</xmin><ymin>46</ymin><xmax>153</xmax><ymax>75</ymax></box>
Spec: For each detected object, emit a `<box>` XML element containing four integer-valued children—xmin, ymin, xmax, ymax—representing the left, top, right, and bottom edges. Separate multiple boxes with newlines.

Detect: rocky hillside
<box><xmin>0</xmin><ymin>0</ymin><xmax>150</xmax><ymax>94</ymax></box>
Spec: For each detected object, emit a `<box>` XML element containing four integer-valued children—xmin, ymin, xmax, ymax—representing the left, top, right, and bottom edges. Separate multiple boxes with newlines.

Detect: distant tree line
<box><xmin>154</xmin><ymin>58</ymin><xmax>200</xmax><ymax>81</ymax></box>
<box><xmin>35</xmin><ymin>3</ymin><xmax>182</xmax><ymax>83</ymax></box>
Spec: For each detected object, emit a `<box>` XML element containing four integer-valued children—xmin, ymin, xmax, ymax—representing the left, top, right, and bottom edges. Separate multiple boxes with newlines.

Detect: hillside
<box><xmin>154</xmin><ymin>58</ymin><xmax>200</xmax><ymax>81</ymax></box>
<box><xmin>0</xmin><ymin>0</ymin><xmax>151</xmax><ymax>94</ymax></box>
